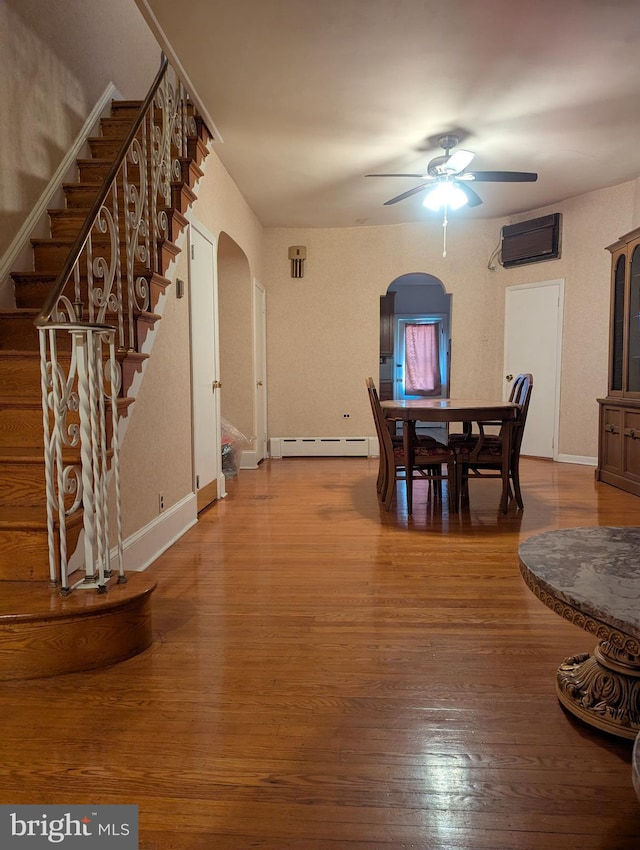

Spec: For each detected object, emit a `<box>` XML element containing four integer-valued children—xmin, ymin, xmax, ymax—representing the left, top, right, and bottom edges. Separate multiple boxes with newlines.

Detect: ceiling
<box><xmin>137</xmin><ymin>0</ymin><xmax>640</xmax><ymax>229</ymax></box>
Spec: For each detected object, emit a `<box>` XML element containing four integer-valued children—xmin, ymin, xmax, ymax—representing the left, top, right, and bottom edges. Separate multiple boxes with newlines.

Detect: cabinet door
<box><xmin>623</xmin><ymin>409</ymin><xmax>640</xmax><ymax>483</ymax></box>
<box><xmin>380</xmin><ymin>293</ymin><xmax>395</xmax><ymax>356</ymax></box>
<box><xmin>610</xmin><ymin>253</ymin><xmax>625</xmax><ymax>393</ymax></box>
<box><xmin>600</xmin><ymin>405</ymin><xmax>623</xmax><ymax>474</ymax></box>
<box><xmin>626</xmin><ymin>244</ymin><xmax>640</xmax><ymax>394</ymax></box>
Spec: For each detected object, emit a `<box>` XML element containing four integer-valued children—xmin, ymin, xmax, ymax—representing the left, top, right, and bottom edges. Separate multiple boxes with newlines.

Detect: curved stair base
<box><xmin>0</xmin><ymin>572</ymin><xmax>157</xmax><ymax>681</ymax></box>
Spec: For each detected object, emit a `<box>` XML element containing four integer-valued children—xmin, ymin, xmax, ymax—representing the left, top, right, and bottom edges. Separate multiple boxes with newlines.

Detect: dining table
<box><xmin>380</xmin><ymin>398</ymin><xmax>519</xmax><ymax>513</ymax></box>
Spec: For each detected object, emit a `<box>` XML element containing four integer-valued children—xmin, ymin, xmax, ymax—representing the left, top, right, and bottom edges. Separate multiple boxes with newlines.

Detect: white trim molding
<box><xmin>115</xmin><ymin>492</ymin><xmax>197</xmax><ymax>573</ymax></box>
<box><xmin>270</xmin><ymin>437</ymin><xmax>375</xmax><ymax>458</ymax></box>
<box><xmin>557</xmin><ymin>454</ymin><xmax>597</xmax><ymax>466</ymax></box>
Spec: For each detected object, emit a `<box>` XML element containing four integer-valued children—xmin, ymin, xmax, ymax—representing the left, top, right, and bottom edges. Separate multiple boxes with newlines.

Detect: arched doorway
<box><xmin>380</xmin><ymin>273</ymin><xmax>452</xmax><ymax>434</ymax></box>
<box><xmin>217</xmin><ymin>232</ymin><xmax>254</xmax><ymax>462</ymax></box>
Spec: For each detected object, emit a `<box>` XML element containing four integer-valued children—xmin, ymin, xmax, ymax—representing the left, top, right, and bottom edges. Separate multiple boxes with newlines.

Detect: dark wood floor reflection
<box><xmin>2</xmin><ymin>458</ymin><xmax>640</xmax><ymax>848</ymax></box>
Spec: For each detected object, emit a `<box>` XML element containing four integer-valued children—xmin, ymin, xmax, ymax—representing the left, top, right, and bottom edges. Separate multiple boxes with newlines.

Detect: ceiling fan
<box><xmin>366</xmin><ymin>134</ymin><xmax>538</xmax><ymax>208</ymax></box>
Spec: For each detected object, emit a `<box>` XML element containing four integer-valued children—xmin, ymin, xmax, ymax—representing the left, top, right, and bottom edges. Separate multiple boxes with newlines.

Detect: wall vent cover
<box><xmin>501</xmin><ymin>213</ymin><xmax>562</xmax><ymax>268</ymax></box>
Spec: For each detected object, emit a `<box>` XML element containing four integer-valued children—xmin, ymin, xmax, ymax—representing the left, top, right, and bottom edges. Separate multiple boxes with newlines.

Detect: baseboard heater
<box><xmin>270</xmin><ymin>437</ymin><xmax>374</xmax><ymax>458</ymax></box>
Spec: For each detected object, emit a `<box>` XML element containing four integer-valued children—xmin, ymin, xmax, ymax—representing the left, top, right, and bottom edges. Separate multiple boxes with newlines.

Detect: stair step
<box><xmin>0</xmin><ymin>350</ymin><xmax>60</xmax><ymax>397</ymax></box>
<box><xmin>171</xmin><ymin>181</ymin><xmax>197</xmax><ymax>214</ymax></box>
<box><xmin>76</xmin><ymin>158</ymin><xmax>113</xmax><ymax>184</ymax></box>
<box><xmin>0</xmin><ymin>505</ymin><xmax>83</xmax><ymax>582</ymax></box>
<box><xmin>62</xmin><ymin>182</ymin><xmax>107</xmax><ymax>208</ymax></box>
<box><xmin>0</xmin><ymin>450</ymin><xmax>47</xmax><ymax>508</ymax></box>
<box><xmin>0</xmin><ymin>395</ymin><xmax>134</xmax><ymax>450</ymax></box>
<box><xmin>0</xmin><ymin>310</ymin><xmax>40</xmax><ymax>351</ymax></box>
<box><xmin>0</xmin><ymin>571</ymin><xmax>156</xmax><ymax>680</ymax></box>
<box><xmin>99</xmin><ymin>117</ymin><xmax>136</xmax><ymax>139</ymax></box>
<box><xmin>30</xmin><ymin>235</ymin><xmax>178</xmax><ymax>279</ymax></box>
<box><xmin>110</xmin><ymin>100</ymin><xmax>143</xmax><ymax>119</ymax></box>
<box><xmin>87</xmin><ymin>136</ymin><xmax>128</xmax><ymax>160</ymax></box>
<box><xmin>0</xmin><ymin>396</ymin><xmax>48</xmax><ymax>449</ymax></box>
<box><xmin>179</xmin><ymin>157</ymin><xmax>204</xmax><ymax>190</ymax></box>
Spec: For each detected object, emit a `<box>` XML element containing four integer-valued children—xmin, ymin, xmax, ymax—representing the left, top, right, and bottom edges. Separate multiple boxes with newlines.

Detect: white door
<box><xmin>253</xmin><ymin>281</ymin><xmax>267</xmax><ymax>462</ymax></box>
<box><xmin>504</xmin><ymin>280</ymin><xmax>564</xmax><ymax>459</ymax></box>
<box><xmin>190</xmin><ymin>222</ymin><xmax>224</xmax><ymax>510</ymax></box>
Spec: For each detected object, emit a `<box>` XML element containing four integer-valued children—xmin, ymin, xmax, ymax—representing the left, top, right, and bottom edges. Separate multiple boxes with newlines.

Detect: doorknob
<box><xmin>505</xmin><ymin>374</ymin><xmax>513</xmax><ymax>381</ymax></box>
<box><xmin>212</xmin><ymin>380</ymin><xmax>222</xmax><ymax>391</ymax></box>
<box><xmin>256</xmin><ymin>380</ymin><xmax>263</xmax><ymax>387</ymax></box>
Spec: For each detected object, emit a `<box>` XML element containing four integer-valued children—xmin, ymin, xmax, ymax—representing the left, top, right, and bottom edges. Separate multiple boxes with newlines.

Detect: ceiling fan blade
<box><xmin>442</xmin><ymin>149</ymin><xmax>474</xmax><ymax>174</ymax></box>
<box><xmin>455</xmin><ymin>181</ymin><xmax>483</xmax><ymax>207</ymax></box>
<box><xmin>383</xmin><ymin>184</ymin><xmax>430</xmax><ymax>205</ymax></box>
<box><xmin>467</xmin><ymin>171</ymin><xmax>538</xmax><ymax>183</ymax></box>
<box><xmin>366</xmin><ymin>173</ymin><xmax>427</xmax><ymax>178</ymax></box>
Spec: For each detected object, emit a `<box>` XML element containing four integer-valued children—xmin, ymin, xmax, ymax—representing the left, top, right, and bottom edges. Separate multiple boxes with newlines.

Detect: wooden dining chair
<box><xmin>365</xmin><ymin>378</ymin><xmax>457</xmax><ymax>513</ymax></box>
<box><xmin>453</xmin><ymin>373</ymin><xmax>533</xmax><ymax>513</ymax></box>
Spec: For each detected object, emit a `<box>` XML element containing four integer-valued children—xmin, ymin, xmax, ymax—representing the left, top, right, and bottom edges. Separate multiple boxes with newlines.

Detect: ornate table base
<box><xmin>556</xmin><ymin>641</ymin><xmax>640</xmax><ymax>739</ymax></box>
<box><xmin>518</xmin><ymin>527</ymin><xmax>640</xmax><ymax>740</ymax></box>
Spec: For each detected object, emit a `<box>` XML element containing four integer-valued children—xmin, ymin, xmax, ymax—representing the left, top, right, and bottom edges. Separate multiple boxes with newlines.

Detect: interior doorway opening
<box><xmin>380</xmin><ymin>273</ymin><xmax>452</xmax><ymax>437</ymax></box>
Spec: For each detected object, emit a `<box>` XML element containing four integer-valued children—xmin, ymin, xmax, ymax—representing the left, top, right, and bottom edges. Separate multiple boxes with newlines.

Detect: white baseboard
<box><xmin>240</xmin><ymin>449</ymin><xmax>259</xmax><ymax>469</ymax></box>
<box><xmin>556</xmin><ymin>454</ymin><xmax>597</xmax><ymax>466</ymax></box>
<box><xmin>117</xmin><ymin>491</ymin><xmax>197</xmax><ymax>572</ymax></box>
<box><xmin>270</xmin><ymin>436</ymin><xmax>375</xmax><ymax>458</ymax></box>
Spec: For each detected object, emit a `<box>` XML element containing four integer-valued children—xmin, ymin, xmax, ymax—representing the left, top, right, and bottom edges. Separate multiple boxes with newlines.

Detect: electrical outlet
<box><xmin>159</xmin><ymin>493</ymin><xmax>165</xmax><ymax>512</ymax></box>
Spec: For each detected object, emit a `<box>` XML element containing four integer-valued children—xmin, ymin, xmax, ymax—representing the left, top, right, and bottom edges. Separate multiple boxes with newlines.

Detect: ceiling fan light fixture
<box><xmin>423</xmin><ymin>181</ymin><xmax>468</xmax><ymax>211</ymax></box>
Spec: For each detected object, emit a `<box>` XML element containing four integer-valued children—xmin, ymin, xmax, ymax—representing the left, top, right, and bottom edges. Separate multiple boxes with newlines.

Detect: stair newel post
<box><xmin>106</xmin><ymin>331</ymin><xmax>125</xmax><ymax>583</ymax></box>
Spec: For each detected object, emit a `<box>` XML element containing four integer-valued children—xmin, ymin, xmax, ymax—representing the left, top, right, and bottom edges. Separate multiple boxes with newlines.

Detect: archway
<box><xmin>379</xmin><ymin>272</ymin><xmax>452</xmax><ymax>410</ymax></box>
<box><xmin>217</xmin><ymin>232</ymin><xmax>254</xmax><ymax>460</ymax></box>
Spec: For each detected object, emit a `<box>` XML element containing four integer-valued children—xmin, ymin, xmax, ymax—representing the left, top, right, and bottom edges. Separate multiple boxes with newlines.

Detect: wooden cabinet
<box><xmin>379</xmin><ymin>292</ymin><xmax>395</xmax><ymax>356</ymax></box>
<box><xmin>597</xmin><ymin>226</ymin><xmax>640</xmax><ymax>495</ymax></box>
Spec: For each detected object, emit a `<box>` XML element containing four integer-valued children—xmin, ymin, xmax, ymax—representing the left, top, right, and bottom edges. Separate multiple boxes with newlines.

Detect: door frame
<box><xmin>503</xmin><ymin>279</ymin><xmax>564</xmax><ymax>460</ymax></box>
<box><xmin>188</xmin><ymin>217</ymin><xmax>226</xmax><ymax>509</ymax></box>
<box><xmin>253</xmin><ymin>279</ymin><xmax>267</xmax><ymax>463</ymax></box>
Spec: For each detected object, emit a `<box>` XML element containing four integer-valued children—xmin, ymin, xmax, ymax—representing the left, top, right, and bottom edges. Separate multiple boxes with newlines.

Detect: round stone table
<box><xmin>519</xmin><ymin>526</ymin><xmax>640</xmax><ymax>740</ymax></box>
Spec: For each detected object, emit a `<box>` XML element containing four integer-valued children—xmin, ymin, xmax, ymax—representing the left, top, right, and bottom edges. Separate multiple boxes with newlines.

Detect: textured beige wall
<box><xmin>189</xmin><ymin>151</ymin><xmax>265</xmax><ymax>450</ymax></box>
<box><xmin>262</xmin><ymin>180</ymin><xmax>640</xmax><ymax>459</ymax></box>
<box><xmin>262</xmin><ymin>218</ymin><xmax>501</xmax><ymax>438</ymax></box>
<box><xmin>117</xmin><ymin>251</ymin><xmax>193</xmax><ymax>537</ymax></box>
<box><xmin>493</xmin><ymin>179</ymin><xmax>639</xmax><ymax>458</ymax></box>
<box><xmin>1</xmin><ymin>0</ymin><xmax>158</xmax><ymax>257</ymax></box>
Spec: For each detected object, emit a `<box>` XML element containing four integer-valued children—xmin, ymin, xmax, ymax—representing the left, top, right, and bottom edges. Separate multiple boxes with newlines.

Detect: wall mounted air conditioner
<box><xmin>501</xmin><ymin>213</ymin><xmax>562</xmax><ymax>268</ymax></box>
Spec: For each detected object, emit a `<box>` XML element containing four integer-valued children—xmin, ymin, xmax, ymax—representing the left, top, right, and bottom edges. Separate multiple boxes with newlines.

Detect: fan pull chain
<box><xmin>442</xmin><ymin>204</ymin><xmax>449</xmax><ymax>258</ymax></box>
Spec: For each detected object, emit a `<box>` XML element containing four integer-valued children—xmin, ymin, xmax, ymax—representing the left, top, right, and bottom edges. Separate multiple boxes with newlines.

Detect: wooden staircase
<box><xmin>0</xmin><ymin>95</ymin><xmax>211</xmax><ymax>680</ymax></box>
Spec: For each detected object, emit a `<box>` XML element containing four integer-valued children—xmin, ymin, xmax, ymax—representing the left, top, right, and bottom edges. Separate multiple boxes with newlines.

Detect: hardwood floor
<box><xmin>2</xmin><ymin>457</ymin><xmax>640</xmax><ymax>848</ymax></box>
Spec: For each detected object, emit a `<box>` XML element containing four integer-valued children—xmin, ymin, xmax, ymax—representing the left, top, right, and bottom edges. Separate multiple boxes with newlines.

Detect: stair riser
<box><xmin>63</xmin><ymin>184</ymin><xmax>108</xmax><ymax>209</ymax></box>
<box><xmin>0</xmin><ymin>523</ymin><xmax>82</xmax><ymax>582</ymax></box>
<box><xmin>76</xmin><ymin>160</ymin><xmax>111</xmax><ymax>183</ymax></box>
<box><xmin>0</xmin><ymin>406</ymin><xmax>46</xmax><ymax>449</ymax></box>
<box><xmin>0</xmin><ymin>357</ymin><xmax>44</xmax><ymax>397</ymax></box>
<box><xmin>31</xmin><ymin>240</ymin><xmax>175</xmax><ymax>279</ymax></box>
<box><xmin>0</xmin><ymin>463</ymin><xmax>47</xmax><ymax>507</ymax></box>
<box><xmin>0</xmin><ymin>318</ymin><xmax>40</xmax><ymax>351</ymax></box>
<box><xmin>99</xmin><ymin>118</ymin><xmax>135</xmax><ymax>139</ymax></box>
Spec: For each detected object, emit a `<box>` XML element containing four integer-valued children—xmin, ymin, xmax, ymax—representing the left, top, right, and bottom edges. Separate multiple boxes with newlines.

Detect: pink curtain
<box><xmin>404</xmin><ymin>323</ymin><xmax>442</xmax><ymax>396</ymax></box>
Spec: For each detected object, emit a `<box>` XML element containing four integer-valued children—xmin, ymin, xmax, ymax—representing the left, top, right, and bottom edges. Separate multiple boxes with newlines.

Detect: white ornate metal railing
<box><xmin>35</xmin><ymin>55</ymin><xmax>198</xmax><ymax>594</ymax></box>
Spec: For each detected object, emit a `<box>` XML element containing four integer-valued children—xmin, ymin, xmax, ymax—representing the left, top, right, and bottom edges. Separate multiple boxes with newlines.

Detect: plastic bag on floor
<box><xmin>221</xmin><ymin>418</ymin><xmax>250</xmax><ymax>478</ymax></box>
